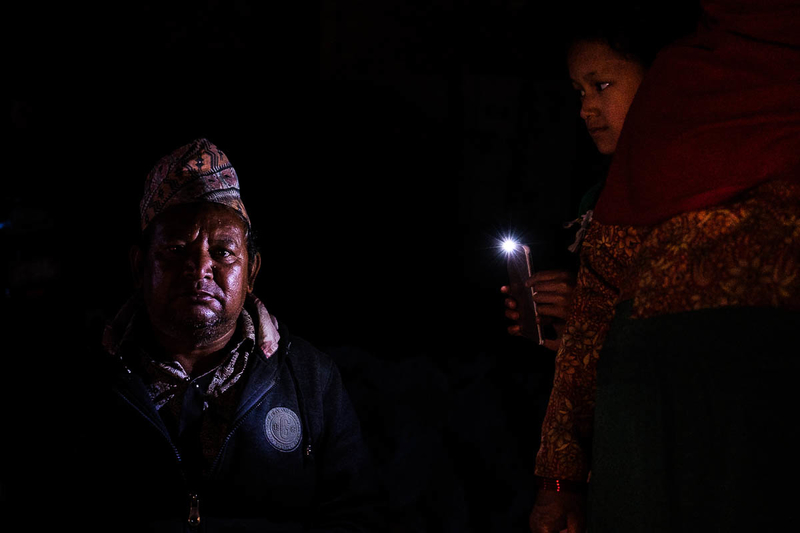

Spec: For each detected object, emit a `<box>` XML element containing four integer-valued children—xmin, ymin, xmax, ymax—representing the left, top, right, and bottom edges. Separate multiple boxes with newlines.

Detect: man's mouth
<box><xmin>588</xmin><ymin>126</ymin><xmax>608</xmax><ymax>135</ymax></box>
<box><xmin>184</xmin><ymin>290</ymin><xmax>217</xmax><ymax>303</ymax></box>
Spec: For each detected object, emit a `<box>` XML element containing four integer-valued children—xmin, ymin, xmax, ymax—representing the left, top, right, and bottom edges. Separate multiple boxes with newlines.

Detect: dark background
<box><xmin>5</xmin><ymin>1</ymin><xmax>697</xmax><ymax>530</ymax></box>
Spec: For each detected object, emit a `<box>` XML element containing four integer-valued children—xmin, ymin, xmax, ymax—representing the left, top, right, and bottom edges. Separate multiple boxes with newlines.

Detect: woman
<box><xmin>502</xmin><ymin>21</ymin><xmax>655</xmax><ymax>354</ymax></box>
<box><xmin>530</xmin><ymin>1</ymin><xmax>800</xmax><ymax>531</ymax></box>
<box><xmin>507</xmin><ymin>26</ymin><xmax>652</xmax><ymax>532</ymax></box>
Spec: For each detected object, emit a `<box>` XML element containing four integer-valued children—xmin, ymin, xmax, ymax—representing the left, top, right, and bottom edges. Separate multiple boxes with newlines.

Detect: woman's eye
<box><xmin>596</xmin><ymin>82</ymin><xmax>611</xmax><ymax>91</ymax></box>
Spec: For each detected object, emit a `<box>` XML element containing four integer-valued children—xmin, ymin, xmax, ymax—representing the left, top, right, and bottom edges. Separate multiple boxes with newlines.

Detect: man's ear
<box><xmin>130</xmin><ymin>245</ymin><xmax>144</xmax><ymax>289</ymax></box>
<box><xmin>247</xmin><ymin>252</ymin><xmax>261</xmax><ymax>293</ymax></box>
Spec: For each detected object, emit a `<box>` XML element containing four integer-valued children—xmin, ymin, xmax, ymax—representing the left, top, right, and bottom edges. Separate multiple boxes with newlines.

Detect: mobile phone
<box><xmin>506</xmin><ymin>243</ymin><xmax>544</xmax><ymax>345</ymax></box>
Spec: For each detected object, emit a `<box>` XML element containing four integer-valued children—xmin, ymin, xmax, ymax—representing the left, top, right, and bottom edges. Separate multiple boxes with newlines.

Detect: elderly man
<box><xmin>69</xmin><ymin>139</ymin><xmax>380</xmax><ymax>531</ymax></box>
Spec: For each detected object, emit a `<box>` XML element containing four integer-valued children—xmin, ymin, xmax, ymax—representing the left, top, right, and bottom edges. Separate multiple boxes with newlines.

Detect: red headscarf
<box><xmin>593</xmin><ymin>0</ymin><xmax>800</xmax><ymax>226</ymax></box>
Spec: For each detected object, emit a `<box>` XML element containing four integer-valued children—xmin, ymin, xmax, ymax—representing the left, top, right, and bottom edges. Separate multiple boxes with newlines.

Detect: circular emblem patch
<box><xmin>265</xmin><ymin>407</ymin><xmax>302</xmax><ymax>452</ymax></box>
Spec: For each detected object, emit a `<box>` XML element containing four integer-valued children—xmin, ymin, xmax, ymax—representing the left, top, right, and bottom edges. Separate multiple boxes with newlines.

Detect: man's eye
<box><xmin>596</xmin><ymin>82</ymin><xmax>611</xmax><ymax>91</ymax></box>
<box><xmin>214</xmin><ymin>249</ymin><xmax>234</xmax><ymax>258</ymax></box>
<box><xmin>166</xmin><ymin>245</ymin><xmax>185</xmax><ymax>253</ymax></box>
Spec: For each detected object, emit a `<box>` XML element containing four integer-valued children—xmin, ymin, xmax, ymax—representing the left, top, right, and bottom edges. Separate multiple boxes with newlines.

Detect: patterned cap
<box><xmin>140</xmin><ymin>138</ymin><xmax>250</xmax><ymax>231</ymax></box>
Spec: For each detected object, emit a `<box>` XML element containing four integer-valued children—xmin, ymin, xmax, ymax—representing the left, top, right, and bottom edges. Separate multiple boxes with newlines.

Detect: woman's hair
<box><xmin>564</xmin><ymin>2</ymin><xmax>699</xmax><ymax>69</ymax></box>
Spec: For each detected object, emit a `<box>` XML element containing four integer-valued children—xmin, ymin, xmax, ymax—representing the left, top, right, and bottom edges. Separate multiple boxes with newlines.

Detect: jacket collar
<box><xmin>104</xmin><ymin>293</ymin><xmax>285</xmax><ymax>426</ymax></box>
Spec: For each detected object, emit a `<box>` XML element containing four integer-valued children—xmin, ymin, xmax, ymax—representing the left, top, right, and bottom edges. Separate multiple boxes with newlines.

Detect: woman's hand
<box><xmin>501</xmin><ymin>270</ymin><xmax>576</xmax><ymax>352</ymax></box>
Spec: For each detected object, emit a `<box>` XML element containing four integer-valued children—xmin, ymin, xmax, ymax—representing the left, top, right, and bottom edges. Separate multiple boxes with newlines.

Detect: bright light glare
<box><xmin>502</xmin><ymin>239</ymin><xmax>518</xmax><ymax>253</ymax></box>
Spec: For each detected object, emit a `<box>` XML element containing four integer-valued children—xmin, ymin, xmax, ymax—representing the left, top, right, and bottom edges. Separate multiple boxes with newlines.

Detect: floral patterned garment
<box><xmin>534</xmin><ymin>180</ymin><xmax>800</xmax><ymax>482</ymax></box>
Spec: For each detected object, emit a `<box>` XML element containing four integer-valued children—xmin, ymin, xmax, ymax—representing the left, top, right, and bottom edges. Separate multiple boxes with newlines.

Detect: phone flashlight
<box><xmin>503</xmin><ymin>238</ymin><xmax>544</xmax><ymax>345</ymax></box>
<box><xmin>502</xmin><ymin>239</ymin><xmax>518</xmax><ymax>253</ymax></box>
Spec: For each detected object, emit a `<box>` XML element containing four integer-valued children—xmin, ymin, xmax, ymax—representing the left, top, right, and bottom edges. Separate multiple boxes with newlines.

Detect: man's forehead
<box><xmin>151</xmin><ymin>203</ymin><xmax>249</xmax><ymax>239</ymax></box>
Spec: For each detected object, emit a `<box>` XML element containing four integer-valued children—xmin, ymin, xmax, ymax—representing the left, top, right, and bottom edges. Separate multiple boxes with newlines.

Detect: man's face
<box><xmin>138</xmin><ymin>203</ymin><xmax>258</xmax><ymax>345</ymax></box>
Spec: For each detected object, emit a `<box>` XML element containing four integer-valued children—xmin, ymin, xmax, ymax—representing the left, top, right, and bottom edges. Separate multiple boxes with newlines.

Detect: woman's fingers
<box><xmin>541</xmin><ymin>337</ymin><xmax>562</xmax><ymax>352</ymax></box>
<box><xmin>526</xmin><ymin>269</ymin><xmax>575</xmax><ymax>284</ymax></box>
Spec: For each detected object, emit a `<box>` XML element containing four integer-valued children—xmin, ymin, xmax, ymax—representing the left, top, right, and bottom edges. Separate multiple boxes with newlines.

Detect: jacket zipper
<box><xmin>115</xmin><ymin>389</ymin><xmax>202</xmax><ymax>524</ymax></box>
<box><xmin>114</xmin><ymin>390</ymin><xmax>183</xmax><ymax>463</ymax></box>
<box><xmin>187</xmin><ymin>493</ymin><xmax>201</xmax><ymax>527</ymax></box>
<box><xmin>208</xmin><ymin>379</ymin><xmax>276</xmax><ymax>476</ymax></box>
<box><xmin>116</xmin><ymin>350</ymin><xmax>281</xmax><ymax>523</ymax></box>
<box><xmin>211</xmin><ymin>341</ymin><xmax>290</xmax><ymax>476</ymax></box>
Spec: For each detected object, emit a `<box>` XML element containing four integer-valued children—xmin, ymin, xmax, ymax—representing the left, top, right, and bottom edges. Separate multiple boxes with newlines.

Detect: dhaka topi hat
<box><xmin>140</xmin><ymin>138</ymin><xmax>250</xmax><ymax>231</ymax></box>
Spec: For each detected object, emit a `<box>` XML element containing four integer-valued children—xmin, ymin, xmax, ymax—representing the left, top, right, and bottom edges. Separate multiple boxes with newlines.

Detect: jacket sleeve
<box><xmin>534</xmin><ymin>223</ymin><xmax>643</xmax><ymax>482</ymax></box>
<box><xmin>307</xmin><ymin>351</ymin><xmax>385</xmax><ymax>532</ymax></box>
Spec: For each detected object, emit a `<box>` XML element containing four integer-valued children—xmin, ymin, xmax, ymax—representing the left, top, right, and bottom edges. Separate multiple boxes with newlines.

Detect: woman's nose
<box><xmin>580</xmin><ymin>96</ymin><xmax>598</xmax><ymax>120</ymax></box>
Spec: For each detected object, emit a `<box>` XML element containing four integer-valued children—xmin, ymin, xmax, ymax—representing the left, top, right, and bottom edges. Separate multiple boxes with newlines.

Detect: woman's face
<box><xmin>567</xmin><ymin>40</ymin><xmax>645</xmax><ymax>155</ymax></box>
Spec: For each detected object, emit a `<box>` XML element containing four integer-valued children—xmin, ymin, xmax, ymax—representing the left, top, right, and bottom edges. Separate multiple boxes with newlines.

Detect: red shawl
<box><xmin>593</xmin><ymin>0</ymin><xmax>800</xmax><ymax>226</ymax></box>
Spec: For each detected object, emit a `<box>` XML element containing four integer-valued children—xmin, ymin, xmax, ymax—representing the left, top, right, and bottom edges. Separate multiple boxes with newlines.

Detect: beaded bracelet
<box><xmin>534</xmin><ymin>476</ymin><xmax>588</xmax><ymax>493</ymax></box>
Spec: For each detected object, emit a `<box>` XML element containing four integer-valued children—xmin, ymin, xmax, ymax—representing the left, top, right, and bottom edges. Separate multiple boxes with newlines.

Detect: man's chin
<box><xmin>172</xmin><ymin>314</ymin><xmax>235</xmax><ymax>344</ymax></box>
<box><xmin>150</xmin><ymin>304</ymin><xmax>241</xmax><ymax>346</ymax></box>
<box><xmin>182</xmin><ymin>318</ymin><xmax>225</xmax><ymax>340</ymax></box>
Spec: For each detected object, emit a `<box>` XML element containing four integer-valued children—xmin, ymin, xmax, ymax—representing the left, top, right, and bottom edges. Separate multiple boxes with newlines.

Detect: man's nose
<box><xmin>184</xmin><ymin>246</ymin><xmax>214</xmax><ymax>279</ymax></box>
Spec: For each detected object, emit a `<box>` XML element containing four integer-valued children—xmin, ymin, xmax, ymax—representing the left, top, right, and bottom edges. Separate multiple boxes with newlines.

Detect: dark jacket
<box><xmin>65</xmin><ymin>321</ymin><xmax>382</xmax><ymax>533</ymax></box>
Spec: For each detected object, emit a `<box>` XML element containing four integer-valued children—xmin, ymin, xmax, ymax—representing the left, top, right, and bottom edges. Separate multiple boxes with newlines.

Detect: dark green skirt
<box><xmin>589</xmin><ymin>302</ymin><xmax>800</xmax><ymax>532</ymax></box>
